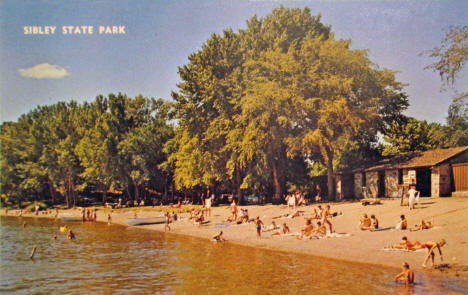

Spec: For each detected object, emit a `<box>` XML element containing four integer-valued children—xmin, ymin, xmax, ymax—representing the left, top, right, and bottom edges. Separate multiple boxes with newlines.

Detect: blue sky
<box><xmin>1</xmin><ymin>0</ymin><xmax>466</xmax><ymax>123</ymax></box>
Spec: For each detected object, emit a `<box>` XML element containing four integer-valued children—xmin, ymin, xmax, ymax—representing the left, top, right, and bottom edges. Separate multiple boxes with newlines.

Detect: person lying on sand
<box><xmin>409</xmin><ymin>219</ymin><xmax>433</xmax><ymax>232</ymax></box>
<box><xmin>360</xmin><ymin>213</ymin><xmax>372</xmax><ymax>230</ymax></box>
<box><xmin>272</xmin><ymin>222</ymin><xmax>291</xmax><ymax>236</ymax></box>
<box><xmin>389</xmin><ymin>236</ymin><xmax>421</xmax><ymax>250</ymax></box>
<box><xmin>422</xmin><ymin>239</ymin><xmax>446</xmax><ymax>268</ymax></box>
<box><xmin>394</xmin><ymin>262</ymin><xmax>414</xmax><ymax>286</ymax></box>
<box><xmin>212</xmin><ymin>231</ymin><xmax>226</xmax><ymax>242</ymax></box>
<box><xmin>288</xmin><ymin>210</ymin><xmax>302</xmax><ymax>218</ymax></box>
<box><xmin>262</xmin><ymin>221</ymin><xmax>279</xmax><ymax>232</ymax></box>
<box><xmin>170</xmin><ymin>200</ymin><xmax>182</xmax><ymax>208</ymax></box>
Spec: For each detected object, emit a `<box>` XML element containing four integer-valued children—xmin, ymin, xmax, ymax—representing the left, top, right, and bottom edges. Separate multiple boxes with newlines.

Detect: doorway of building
<box><xmin>378</xmin><ymin>171</ymin><xmax>386</xmax><ymax>197</ymax></box>
<box><xmin>416</xmin><ymin>168</ymin><xmax>431</xmax><ymax>197</ymax></box>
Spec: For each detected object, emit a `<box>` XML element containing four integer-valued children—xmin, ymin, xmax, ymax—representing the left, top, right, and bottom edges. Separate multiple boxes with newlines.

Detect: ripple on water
<box><xmin>1</xmin><ymin>216</ymin><xmax>467</xmax><ymax>295</ymax></box>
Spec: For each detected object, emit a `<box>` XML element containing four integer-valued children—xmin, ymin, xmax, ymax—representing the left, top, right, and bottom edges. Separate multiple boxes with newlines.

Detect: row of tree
<box><xmin>1</xmin><ymin>7</ymin><xmax>467</xmax><ymax>207</ymax></box>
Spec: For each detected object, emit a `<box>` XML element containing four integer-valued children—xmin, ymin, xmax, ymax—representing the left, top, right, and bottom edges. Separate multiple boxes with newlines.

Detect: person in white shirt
<box><xmin>408</xmin><ymin>185</ymin><xmax>419</xmax><ymax>210</ymax></box>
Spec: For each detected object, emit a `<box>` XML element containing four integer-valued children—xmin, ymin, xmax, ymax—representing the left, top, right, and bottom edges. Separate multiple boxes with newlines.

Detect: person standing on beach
<box><xmin>205</xmin><ymin>194</ymin><xmax>212</xmax><ymax>217</ymax></box>
<box><xmin>93</xmin><ymin>209</ymin><xmax>97</xmax><ymax>221</ymax></box>
<box><xmin>394</xmin><ymin>262</ymin><xmax>414</xmax><ymax>286</ymax></box>
<box><xmin>165</xmin><ymin>212</ymin><xmax>171</xmax><ymax>231</ymax></box>
<box><xmin>315</xmin><ymin>184</ymin><xmax>322</xmax><ymax>202</ymax></box>
<box><xmin>422</xmin><ymin>239</ymin><xmax>446</xmax><ymax>268</ymax></box>
<box><xmin>230</xmin><ymin>200</ymin><xmax>238</xmax><ymax>221</ymax></box>
<box><xmin>408</xmin><ymin>185</ymin><xmax>419</xmax><ymax>210</ymax></box>
<box><xmin>107</xmin><ymin>213</ymin><xmax>112</xmax><ymax>225</ymax></box>
<box><xmin>255</xmin><ymin>216</ymin><xmax>264</xmax><ymax>238</ymax></box>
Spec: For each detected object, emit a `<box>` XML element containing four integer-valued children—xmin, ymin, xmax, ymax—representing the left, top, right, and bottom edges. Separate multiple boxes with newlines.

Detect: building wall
<box><xmin>366</xmin><ymin>171</ymin><xmax>378</xmax><ymax>198</ymax></box>
<box><xmin>354</xmin><ymin>173</ymin><xmax>363</xmax><ymax>199</ymax></box>
<box><xmin>439</xmin><ymin>164</ymin><xmax>451</xmax><ymax>196</ymax></box>
<box><xmin>385</xmin><ymin>169</ymin><xmax>400</xmax><ymax>198</ymax></box>
<box><xmin>431</xmin><ymin>166</ymin><xmax>440</xmax><ymax>197</ymax></box>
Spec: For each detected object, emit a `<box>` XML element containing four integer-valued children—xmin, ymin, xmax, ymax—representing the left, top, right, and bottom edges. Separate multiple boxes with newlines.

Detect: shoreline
<box><xmin>3</xmin><ymin>197</ymin><xmax>468</xmax><ymax>280</ymax></box>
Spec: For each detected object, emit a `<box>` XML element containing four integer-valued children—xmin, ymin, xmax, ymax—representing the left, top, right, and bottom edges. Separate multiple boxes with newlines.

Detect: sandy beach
<box><xmin>3</xmin><ymin>197</ymin><xmax>468</xmax><ymax>279</ymax></box>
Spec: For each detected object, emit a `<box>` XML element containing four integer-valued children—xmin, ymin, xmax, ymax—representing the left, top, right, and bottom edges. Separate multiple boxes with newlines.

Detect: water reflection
<box><xmin>1</xmin><ymin>217</ymin><xmax>466</xmax><ymax>295</ymax></box>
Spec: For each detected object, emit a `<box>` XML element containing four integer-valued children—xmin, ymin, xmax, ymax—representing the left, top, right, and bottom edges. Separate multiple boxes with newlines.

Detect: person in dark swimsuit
<box><xmin>255</xmin><ymin>216</ymin><xmax>264</xmax><ymax>238</ymax></box>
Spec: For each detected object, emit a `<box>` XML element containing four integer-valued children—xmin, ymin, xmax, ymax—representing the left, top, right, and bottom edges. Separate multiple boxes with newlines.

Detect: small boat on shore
<box><xmin>60</xmin><ymin>215</ymin><xmax>83</xmax><ymax>222</ymax></box>
<box><xmin>127</xmin><ymin>217</ymin><xmax>165</xmax><ymax>226</ymax></box>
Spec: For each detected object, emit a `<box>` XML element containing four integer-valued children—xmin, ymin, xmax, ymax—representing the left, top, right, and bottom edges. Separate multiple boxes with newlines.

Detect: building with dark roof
<box><xmin>349</xmin><ymin>146</ymin><xmax>468</xmax><ymax>199</ymax></box>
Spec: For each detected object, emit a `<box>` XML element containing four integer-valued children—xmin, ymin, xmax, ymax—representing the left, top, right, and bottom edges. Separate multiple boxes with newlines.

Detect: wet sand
<box><xmin>3</xmin><ymin>197</ymin><xmax>468</xmax><ymax>278</ymax></box>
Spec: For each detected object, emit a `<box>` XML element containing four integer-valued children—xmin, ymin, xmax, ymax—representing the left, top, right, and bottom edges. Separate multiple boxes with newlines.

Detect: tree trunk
<box><xmin>102</xmin><ymin>183</ymin><xmax>109</xmax><ymax>204</ymax></box>
<box><xmin>132</xmin><ymin>180</ymin><xmax>139</xmax><ymax>201</ymax></box>
<box><xmin>235</xmin><ymin>165</ymin><xmax>242</xmax><ymax>205</ymax></box>
<box><xmin>272</xmin><ymin>162</ymin><xmax>282</xmax><ymax>204</ymax></box>
<box><xmin>48</xmin><ymin>179</ymin><xmax>56</xmax><ymax>205</ymax></box>
<box><xmin>326</xmin><ymin>154</ymin><xmax>335</xmax><ymax>201</ymax></box>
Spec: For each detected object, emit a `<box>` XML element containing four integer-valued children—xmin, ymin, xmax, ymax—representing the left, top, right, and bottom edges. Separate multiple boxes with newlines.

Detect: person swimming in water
<box><xmin>212</xmin><ymin>231</ymin><xmax>226</xmax><ymax>242</ymax></box>
<box><xmin>394</xmin><ymin>262</ymin><xmax>414</xmax><ymax>286</ymax></box>
<box><xmin>67</xmin><ymin>230</ymin><xmax>76</xmax><ymax>240</ymax></box>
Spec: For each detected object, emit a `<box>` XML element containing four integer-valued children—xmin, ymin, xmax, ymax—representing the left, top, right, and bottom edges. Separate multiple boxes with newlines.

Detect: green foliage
<box><xmin>423</xmin><ymin>26</ymin><xmax>468</xmax><ymax>88</ymax></box>
<box><xmin>1</xmin><ymin>94</ymin><xmax>174</xmax><ymax>207</ymax></box>
<box><xmin>170</xmin><ymin>6</ymin><xmax>408</xmax><ymax>201</ymax></box>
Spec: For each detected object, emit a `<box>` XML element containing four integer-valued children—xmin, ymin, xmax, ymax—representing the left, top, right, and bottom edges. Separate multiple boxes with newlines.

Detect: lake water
<box><xmin>1</xmin><ymin>216</ymin><xmax>466</xmax><ymax>295</ymax></box>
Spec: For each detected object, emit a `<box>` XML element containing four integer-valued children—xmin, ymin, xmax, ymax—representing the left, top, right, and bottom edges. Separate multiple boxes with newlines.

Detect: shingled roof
<box><xmin>364</xmin><ymin>146</ymin><xmax>468</xmax><ymax>172</ymax></box>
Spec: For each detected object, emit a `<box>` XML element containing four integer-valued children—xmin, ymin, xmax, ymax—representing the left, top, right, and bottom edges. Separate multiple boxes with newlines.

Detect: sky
<box><xmin>0</xmin><ymin>0</ymin><xmax>467</xmax><ymax>123</ymax></box>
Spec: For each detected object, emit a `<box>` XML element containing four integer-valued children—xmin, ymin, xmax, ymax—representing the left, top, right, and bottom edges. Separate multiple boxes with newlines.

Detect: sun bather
<box><xmin>409</xmin><ymin>219</ymin><xmax>433</xmax><ymax>231</ymax></box>
<box><xmin>262</xmin><ymin>221</ymin><xmax>279</xmax><ymax>232</ymax></box>
<box><xmin>272</xmin><ymin>222</ymin><xmax>290</xmax><ymax>236</ymax></box>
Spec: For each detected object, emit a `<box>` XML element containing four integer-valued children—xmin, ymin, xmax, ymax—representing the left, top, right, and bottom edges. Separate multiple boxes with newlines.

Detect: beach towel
<box><xmin>214</xmin><ymin>222</ymin><xmax>231</xmax><ymax>229</ymax></box>
<box><xmin>324</xmin><ymin>232</ymin><xmax>352</xmax><ymax>238</ymax></box>
<box><xmin>382</xmin><ymin>247</ymin><xmax>426</xmax><ymax>252</ymax></box>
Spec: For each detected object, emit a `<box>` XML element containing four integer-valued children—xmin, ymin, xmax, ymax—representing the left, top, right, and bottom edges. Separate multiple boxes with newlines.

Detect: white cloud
<box><xmin>18</xmin><ymin>63</ymin><xmax>70</xmax><ymax>79</ymax></box>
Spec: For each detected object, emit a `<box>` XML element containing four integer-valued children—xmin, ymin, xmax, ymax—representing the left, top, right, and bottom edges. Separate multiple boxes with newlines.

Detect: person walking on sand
<box><xmin>255</xmin><ymin>216</ymin><xmax>264</xmax><ymax>238</ymax></box>
<box><xmin>394</xmin><ymin>262</ymin><xmax>414</xmax><ymax>286</ymax></box>
<box><xmin>408</xmin><ymin>185</ymin><xmax>419</xmax><ymax>210</ymax></box>
<box><xmin>107</xmin><ymin>213</ymin><xmax>112</xmax><ymax>225</ymax></box>
<box><xmin>165</xmin><ymin>212</ymin><xmax>171</xmax><ymax>232</ymax></box>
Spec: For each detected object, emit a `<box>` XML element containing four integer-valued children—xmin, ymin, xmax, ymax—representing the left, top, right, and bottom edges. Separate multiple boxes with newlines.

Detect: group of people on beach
<box><xmin>81</xmin><ymin>208</ymin><xmax>98</xmax><ymax>222</ymax></box>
